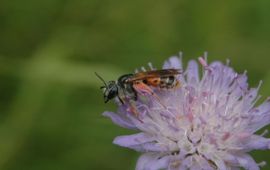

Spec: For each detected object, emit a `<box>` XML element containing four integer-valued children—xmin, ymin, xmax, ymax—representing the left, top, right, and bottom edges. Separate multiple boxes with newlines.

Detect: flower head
<box><xmin>103</xmin><ymin>55</ymin><xmax>270</xmax><ymax>170</ymax></box>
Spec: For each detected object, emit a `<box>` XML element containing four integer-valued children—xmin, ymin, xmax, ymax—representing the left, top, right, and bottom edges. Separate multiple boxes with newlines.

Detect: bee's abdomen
<box><xmin>144</xmin><ymin>76</ymin><xmax>179</xmax><ymax>89</ymax></box>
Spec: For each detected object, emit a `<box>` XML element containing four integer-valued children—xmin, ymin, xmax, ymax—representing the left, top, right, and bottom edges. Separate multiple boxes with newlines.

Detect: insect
<box><xmin>95</xmin><ymin>69</ymin><xmax>182</xmax><ymax>105</ymax></box>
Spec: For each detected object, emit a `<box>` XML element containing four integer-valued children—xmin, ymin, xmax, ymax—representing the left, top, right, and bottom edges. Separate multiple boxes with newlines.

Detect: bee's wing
<box><xmin>127</xmin><ymin>69</ymin><xmax>182</xmax><ymax>82</ymax></box>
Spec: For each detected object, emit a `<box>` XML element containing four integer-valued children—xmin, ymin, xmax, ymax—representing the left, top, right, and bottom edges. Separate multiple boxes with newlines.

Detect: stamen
<box><xmin>257</xmin><ymin>80</ymin><xmax>263</xmax><ymax>90</ymax></box>
<box><xmin>203</xmin><ymin>51</ymin><xmax>208</xmax><ymax>63</ymax></box>
<box><xmin>260</xmin><ymin>129</ymin><xmax>268</xmax><ymax>137</ymax></box>
<box><xmin>226</xmin><ymin>59</ymin><xmax>230</xmax><ymax>66</ymax></box>
<box><xmin>198</xmin><ymin>57</ymin><xmax>208</xmax><ymax>68</ymax></box>
<box><xmin>258</xmin><ymin>161</ymin><xmax>266</xmax><ymax>167</ymax></box>
<box><xmin>178</xmin><ymin>51</ymin><xmax>183</xmax><ymax>59</ymax></box>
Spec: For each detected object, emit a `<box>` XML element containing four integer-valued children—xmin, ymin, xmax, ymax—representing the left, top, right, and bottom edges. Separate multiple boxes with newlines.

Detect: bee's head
<box><xmin>95</xmin><ymin>72</ymin><xmax>118</xmax><ymax>103</ymax></box>
<box><xmin>102</xmin><ymin>81</ymin><xmax>118</xmax><ymax>103</ymax></box>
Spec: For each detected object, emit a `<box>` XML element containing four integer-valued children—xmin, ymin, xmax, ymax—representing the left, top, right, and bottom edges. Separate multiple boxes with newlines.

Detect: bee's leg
<box><xmin>132</xmin><ymin>88</ymin><xmax>138</xmax><ymax>101</ymax></box>
<box><xmin>121</xmin><ymin>90</ymin><xmax>143</xmax><ymax>121</ymax></box>
<box><xmin>117</xmin><ymin>95</ymin><xmax>124</xmax><ymax>104</ymax></box>
<box><xmin>133</xmin><ymin>82</ymin><xmax>166</xmax><ymax>109</ymax></box>
<box><xmin>174</xmin><ymin>81</ymin><xmax>181</xmax><ymax>88</ymax></box>
<box><xmin>128</xmin><ymin>101</ymin><xmax>143</xmax><ymax>123</ymax></box>
<box><xmin>133</xmin><ymin>82</ymin><xmax>154</xmax><ymax>95</ymax></box>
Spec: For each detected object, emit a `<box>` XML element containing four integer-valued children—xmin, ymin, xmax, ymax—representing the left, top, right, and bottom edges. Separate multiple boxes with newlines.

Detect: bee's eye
<box><xmin>103</xmin><ymin>85</ymin><xmax>118</xmax><ymax>103</ymax></box>
<box><xmin>102</xmin><ymin>81</ymin><xmax>118</xmax><ymax>103</ymax></box>
<box><xmin>108</xmin><ymin>87</ymin><xmax>118</xmax><ymax>98</ymax></box>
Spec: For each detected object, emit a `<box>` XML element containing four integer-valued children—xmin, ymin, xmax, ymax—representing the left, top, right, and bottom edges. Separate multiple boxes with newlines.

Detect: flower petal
<box><xmin>136</xmin><ymin>153</ymin><xmax>170</xmax><ymax>170</ymax></box>
<box><xmin>179</xmin><ymin>156</ymin><xmax>193</xmax><ymax>170</ymax></box>
<box><xmin>113</xmin><ymin>133</ymin><xmax>171</xmax><ymax>152</ymax></box>
<box><xmin>163</xmin><ymin>56</ymin><xmax>182</xmax><ymax>69</ymax></box>
<box><xmin>211</xmin><ymin>156</ymin><xmax>227</xmax><ymax>170</ymax></box>
<box><xmin>201</xmin><ymin>151</ymin><xmax>227</xmax><ymax>170</ymax></box>
<box><xmin>242</xmin><ymin>135</ymin><xmax>270</xmax><ymax>151</ymax></box>
<box><xmin>246</xmin><ymin>99</ymin><xmax>270</xmax><ymax>132</ymax></box>
<box><xmin>235</xmin><ymin>154</ymin><xmax>259</xmax><ymax>170</ymax></box>
<box><xmin>113</xmin><ymin>133</ymin><xmax>154</xmax><ymax>146</ymax></box>
<box><xmin>193</xmin><ymin>155</ymin><xmax>215</xmax><ymax>170</ymax></box>
<box><xmin>102</xmin><ymin>111</ymin><xmax>137</xmax><ymax>129</ymax></box>
<box><xmin>186</xmin><ymin>60</ymin><xmax>200</xmax><ymax>84</ymax></box>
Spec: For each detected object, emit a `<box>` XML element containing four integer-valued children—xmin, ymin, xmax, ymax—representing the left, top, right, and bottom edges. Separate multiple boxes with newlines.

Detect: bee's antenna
<box><xmin>94</xmin><ymin>72</ymin><xmax>107</xmax><ymax>87</ymax></box>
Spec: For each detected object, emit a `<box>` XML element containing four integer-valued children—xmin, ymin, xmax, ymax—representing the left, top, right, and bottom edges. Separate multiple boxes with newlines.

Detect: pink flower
<box><xmin>103</xmin><ymin>54</ymin><xmax>270</xmax><ymax>170</ymax></box>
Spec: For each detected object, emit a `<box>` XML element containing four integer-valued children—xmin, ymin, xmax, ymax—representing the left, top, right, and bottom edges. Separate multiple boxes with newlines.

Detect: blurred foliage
<box><xmin>0</xmin><ymin>0</ymin><xmax>270</xmax><ymax>170</ymax></box>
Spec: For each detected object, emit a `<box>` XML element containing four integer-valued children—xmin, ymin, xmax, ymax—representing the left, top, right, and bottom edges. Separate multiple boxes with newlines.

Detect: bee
<box><xmin>95</xmin><ymin>69</ymin><xmax>182</xmax><ymax>104</ymax></box>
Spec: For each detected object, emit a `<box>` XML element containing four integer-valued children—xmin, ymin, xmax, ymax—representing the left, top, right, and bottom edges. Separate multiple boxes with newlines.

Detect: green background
<box><xmin>0</xmin><ymin>0</ymin><xmax>270</xmax><ymax>169</ymax></box>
